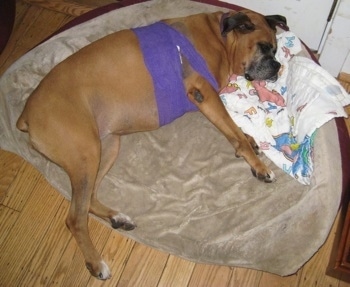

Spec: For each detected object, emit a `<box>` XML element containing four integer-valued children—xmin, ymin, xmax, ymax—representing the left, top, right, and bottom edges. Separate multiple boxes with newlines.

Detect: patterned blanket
<box><xmin>220</xmin><ymin>31</ymin><xmax>350</xmax><ymax>184</ymax></box>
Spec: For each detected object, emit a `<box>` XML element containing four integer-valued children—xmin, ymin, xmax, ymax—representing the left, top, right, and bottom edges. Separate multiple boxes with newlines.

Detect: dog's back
<box><xmin>16</xmin><ymin>29</ymin><xmax>161</xmax><ymax>139</ymax></box>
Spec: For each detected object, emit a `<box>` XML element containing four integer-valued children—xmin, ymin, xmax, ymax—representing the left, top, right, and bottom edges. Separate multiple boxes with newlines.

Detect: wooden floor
<box><xmin>1</xmin><ymin>1</ymin><xmax>350</xmax><ymax>286</ymax></box>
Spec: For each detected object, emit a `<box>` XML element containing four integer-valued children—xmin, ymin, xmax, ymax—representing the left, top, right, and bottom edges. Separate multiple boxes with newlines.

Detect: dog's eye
<box><xmin>259</xmin><ymin>43</ymin><xmax>273</xmax><ymax>54</ymax></box>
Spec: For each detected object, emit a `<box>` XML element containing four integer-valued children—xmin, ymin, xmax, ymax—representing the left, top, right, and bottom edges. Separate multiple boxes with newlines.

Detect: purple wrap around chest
<box><xmin>132</xmin><ymin>22</ymin><xmax>219</xmax><ymax>127</ymax></box>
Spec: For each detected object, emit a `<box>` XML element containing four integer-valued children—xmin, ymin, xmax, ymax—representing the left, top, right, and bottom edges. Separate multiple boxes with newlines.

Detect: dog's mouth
<box><xmin>244</xmin><ymin>72</ymin><xmax>278</xmax><ymax>82</ymax></box>
<box><xmin>266</xmin><ymin>73</ymin><xmax>278</xmax><ymax>82</ymax></box>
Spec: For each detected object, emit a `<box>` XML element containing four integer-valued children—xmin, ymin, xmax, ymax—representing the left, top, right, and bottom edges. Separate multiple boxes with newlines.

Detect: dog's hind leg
<box><xmin>63</xmin><ymin>137</ymin><xmax>115</xmax><ymax>279</ymax></box>
<box><xmin>17</xmin><ymin>104</ymin><xmax>112</xmax><ymax>279</ymax></box>
<box><xmin>89</xmin><ymin>134</ymin><xmax>136</xmax><ymax>231</ymax></box>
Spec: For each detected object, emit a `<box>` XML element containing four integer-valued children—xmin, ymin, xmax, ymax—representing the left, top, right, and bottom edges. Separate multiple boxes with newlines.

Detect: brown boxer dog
<box><xmin>16</xmin><ymin>9</ymin><xmax>286</xmax><ymax>279</ymax></box>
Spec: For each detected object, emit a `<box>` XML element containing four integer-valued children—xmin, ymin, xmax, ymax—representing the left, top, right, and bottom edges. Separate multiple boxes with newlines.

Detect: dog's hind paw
<box><xmin>251</xmin><ymin>168</ymin><xmax>276</xmax><ymax>183</ymax></box>
<box><xmin>86</xmin><ymin>260</ymin><xmax>111</xmax><ymax>280</ymax></box>
<box><xmin>111</xmin><ymin>213</ymin><xmax>137</xmax><ymax>231</ymax></box>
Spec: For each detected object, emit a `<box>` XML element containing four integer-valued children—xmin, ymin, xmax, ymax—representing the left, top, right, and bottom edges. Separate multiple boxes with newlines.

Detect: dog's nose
<box><xmin>245</xmin><ymin>73</ymin><xmax>254</xmax><ymax>81</ymax></box>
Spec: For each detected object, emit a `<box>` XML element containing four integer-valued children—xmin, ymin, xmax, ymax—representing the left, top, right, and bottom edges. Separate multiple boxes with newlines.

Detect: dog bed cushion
<box><xmin>0</xmin><ymin>0</ymin><xmax>349</xmax><ymax>276</ymax></box>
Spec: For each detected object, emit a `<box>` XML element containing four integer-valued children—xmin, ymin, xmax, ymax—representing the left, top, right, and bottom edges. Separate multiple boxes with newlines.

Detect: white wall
<box><xmin>220</xmin><ymin>0</ymin><xmax>334</xmax><ymax>51</ymax></box>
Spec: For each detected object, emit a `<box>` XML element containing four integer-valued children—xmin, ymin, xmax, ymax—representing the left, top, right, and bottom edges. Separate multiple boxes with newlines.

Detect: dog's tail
<box><xmin>16</xmin><ymin>113</ymin><xmax>29</xmax><ymax>132</ymax></box>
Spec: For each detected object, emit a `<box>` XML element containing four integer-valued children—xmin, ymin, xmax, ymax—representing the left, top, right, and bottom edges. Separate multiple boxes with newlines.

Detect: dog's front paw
<box><xmin>251</xmin><ymin>168</ymin><xmax>276</xmax><ymax>183</ymax></box>
<box><xmin>86</xmin><ymin>260</ymin><xmax>111</xmax><ymax>280</ymax></box>
<box><xmin>111</xmin><ymin>213</ymin><xmax>137</xmax><ymax>231</ymax></box>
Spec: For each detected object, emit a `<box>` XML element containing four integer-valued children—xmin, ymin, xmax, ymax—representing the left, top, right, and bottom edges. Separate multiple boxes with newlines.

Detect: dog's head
<box><xmin>221</xmin><ymin>10</ymin><xmax>287</xmax><ymax>82</ymax></box>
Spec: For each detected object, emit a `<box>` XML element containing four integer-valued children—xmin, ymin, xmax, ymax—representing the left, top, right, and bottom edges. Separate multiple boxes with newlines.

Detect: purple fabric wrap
<box><xmin>132</xmin><ymin>22</ymin><xmax>219</xmax><ymax>126</ymax></box>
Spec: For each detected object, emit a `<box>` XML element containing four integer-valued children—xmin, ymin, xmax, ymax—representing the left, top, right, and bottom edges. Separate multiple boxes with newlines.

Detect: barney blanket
<box><xmin>220</xmin><ymin>31</ymin><xmax>350</xmax><ymax>184</ymax></box>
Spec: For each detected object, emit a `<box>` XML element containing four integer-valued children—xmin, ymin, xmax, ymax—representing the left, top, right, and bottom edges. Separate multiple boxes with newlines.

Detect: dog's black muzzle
<box><xmin>245</xmin><ymin>58</ymin><xmax>281</xmax><ymax>82</ymax></box>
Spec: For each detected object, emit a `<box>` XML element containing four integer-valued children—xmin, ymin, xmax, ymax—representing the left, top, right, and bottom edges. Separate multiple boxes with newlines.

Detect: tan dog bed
<box><xmin>0</xmin><ymin>0</ymin><xmax>349</xmax><ymax>276</ymax></box>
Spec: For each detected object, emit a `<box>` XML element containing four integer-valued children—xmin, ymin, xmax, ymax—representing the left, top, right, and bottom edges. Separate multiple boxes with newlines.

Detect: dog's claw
<box><xmin>111</xmin><ymin>220</ymin><xmax>136</xmax><ymax>230</ymax></box>
<box><xmin>98</xmin><ymin>272</ymin><xmax>108</xmax><ymax>280</ymax></box>
<box><xmin>123</xmin><ymin>222</ymin><xmax>137</xmax><ymax>231</ymax></box>
<box><xmin>251</xmin><ymin>168</ymin><xmax>276</xmax><ymax>183</ymax></box>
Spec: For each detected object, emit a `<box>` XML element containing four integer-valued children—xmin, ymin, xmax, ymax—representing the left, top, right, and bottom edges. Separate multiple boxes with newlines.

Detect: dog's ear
<box><xmin>265</xmin><ymin>15</ymin><xmax>288</xmax><ymax>31</ymax></box>
<box><xmin>221</xmin><ymin>12</ymin><xmax>255</xmax><ymax>36</ymax></box>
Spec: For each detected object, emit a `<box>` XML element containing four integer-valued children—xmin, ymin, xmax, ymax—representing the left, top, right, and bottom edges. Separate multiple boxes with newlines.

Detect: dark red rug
<box><xmin>0</xmin><ymin>0</ymin><xmax>16</xmax><ymax>54</ymax></box>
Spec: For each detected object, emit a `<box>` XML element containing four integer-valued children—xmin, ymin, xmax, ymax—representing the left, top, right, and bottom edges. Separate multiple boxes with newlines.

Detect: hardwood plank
<box><xmin>13</xmin><ymin>0</ymin><xmax>32</xmax><ymax>31</ymax></box>
<box><xmin>48</xmin><ymin>217</ymin><xmax>111</xmax><ymax>286</ymax></box>
<box><xmin>0</xmin><ymin>205</ymin><xmax>20</xmax><ymax>245</ymax></box>
<box><xmin>0</xmin><ymin>4</ymin><xmax>43</xmax><ymax>72</ymax></box>
<box><xmin>116</xmin><ymin>243</ymin><xmax>169</xmax><ymax>287</ymax></box>
<box><xmin>0</xmin><ymin>150</ymin><xmax>24</xmax><ymax>203</ymax></box>
<box><xmin>188</xmin><ymin>263</ymin><xmax>233</xmax><ymax>287</ymax></box>
<box><xmin>298</xmin><ymin>213</ymin><xmax>341</xmax><ymax>287</ymax></box>
<box><xmin>18</xmin><ymin>6</ymin><xmax>73</xmax><ymax>49</ymax></box>
<box><xmin>16</xmin><ymin>199</ymin><xmax>71</xmax><ymax>286</ymax></box>
<box><xmin>0</xmin><ymin>179</ymin><xmax>63</xmax><ymax>285</ymax></box>
<box><xmin>23</xmin><ymin>0</ymin><xmax>94</xmax><ymax>16</ymax></box>
<box><xmin>157</xmin><ymin>255</ymin><xmax>196</xmax><ymax>287</ymax></box>
<box><xmin>73</xmin><ymin>0</ymin><xmax>116</xmax><ymax>7</ymax></box>
<box><xmin>338</xmin><ymin>72</ymin><xmax>350</xmax><ymax>92</ymax></box>
<box><xmin>48</xmin><ymin>236</ymin><xmax>79</xmax><ymax>286</ymax></box>
<box><xmin>344</xmin><ymin>106</ymin><xmax>350</xmax><ymax>135</ymax></box>
<box><xmin>259</xmin><ymin>272</ymin><xmax>299</xmax><ymax>287</ymax></box>
<box><xmin>59</xmin><ymin>239</ymin><xmax>91</xmax><ymax>285</ymax></box>
<box><xmin>2</xmin><ymin>162</ymin><xmax>45</xmax><ymax>211</ymax></box>
<box><xmin>59</xmin><ymin>218</ymin><xmax>112</xmax><ymax>286</ymax></box>
<box><xmin>0</xmin><ymin>0</ymin><xmax>31</xmax><ymax>73</ymax></box>
<box><xmin>228</xmin><ymin>267</ymin><xmax>262</xmax><ymax>287</ymax></box>
<box><xmin>87</xmin><ymin>231</ymin><xmax>136</xmax><ymax>287</ymax></box>
<box><xmin>0</xmin><ymin>3</ymin><xmax>74</xmax><ymax>75</ymax></box>
<box><xmin>0</xmin><ymin>42</ymin><xmax>33</xmax><ymax>75</ymax></box>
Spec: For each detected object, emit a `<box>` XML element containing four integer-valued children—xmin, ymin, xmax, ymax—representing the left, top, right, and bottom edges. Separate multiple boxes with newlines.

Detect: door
<box><xmin>319</xmin><ymin>0</ymin><xmax>350</xmax><ymax>76</ymax></box>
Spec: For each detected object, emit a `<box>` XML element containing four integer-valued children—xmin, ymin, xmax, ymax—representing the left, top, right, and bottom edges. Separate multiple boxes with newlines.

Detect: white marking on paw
<box><xmin>268</xmin><ymin>170</ymin><xmax>276</xmax><ymax>182</ymax></box>
<box><xmin>99</xmin><ymin>260</ymin><xmax>111</xmax><ymax>280</ymax></box>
